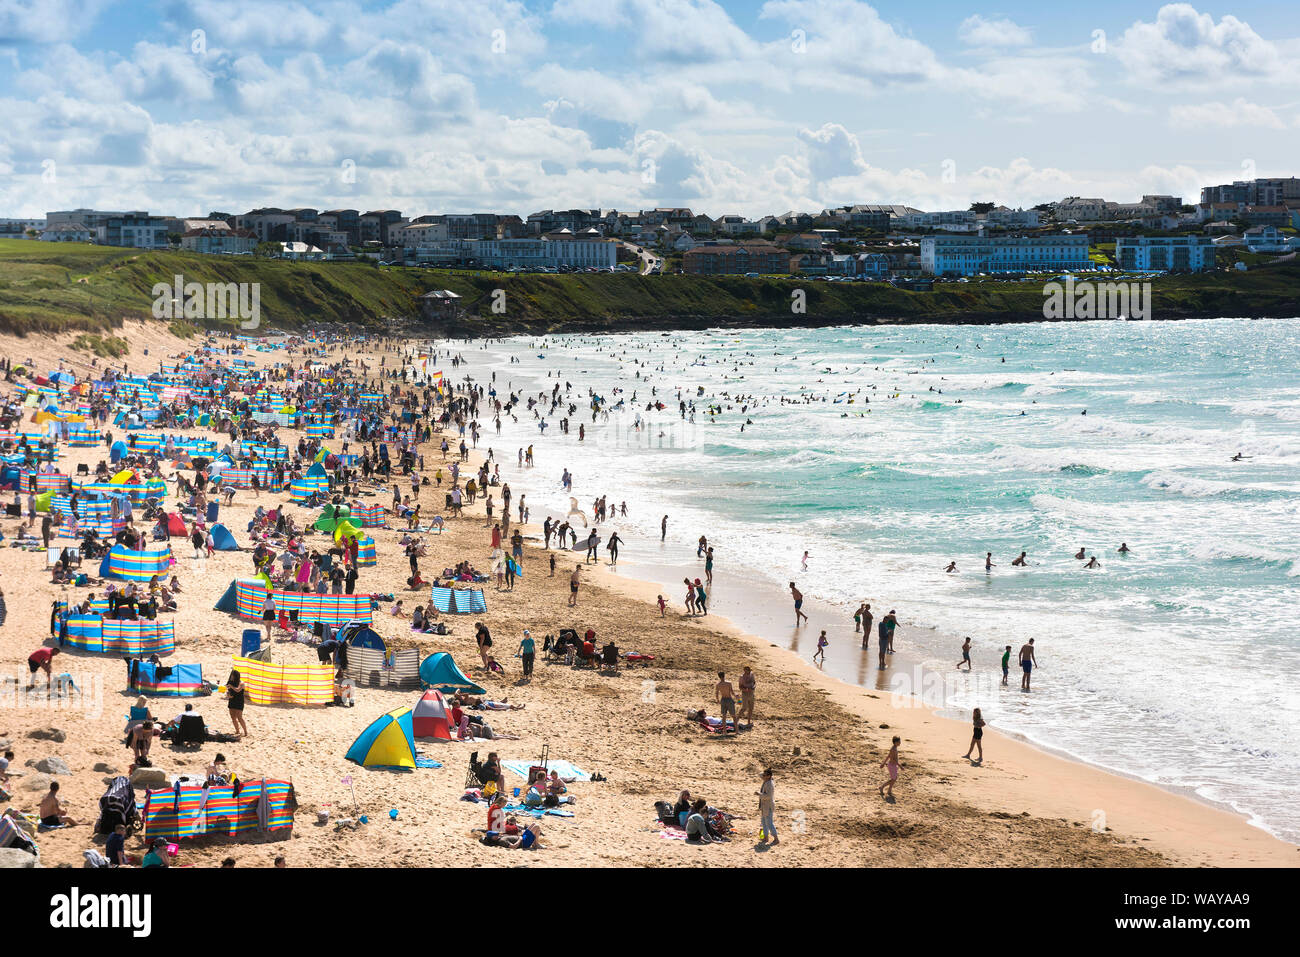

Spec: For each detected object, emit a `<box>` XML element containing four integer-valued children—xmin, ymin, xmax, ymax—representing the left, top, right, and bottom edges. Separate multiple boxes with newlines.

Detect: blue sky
<box><xmin>2</xmin><ymin>0</ymin><xmax>1298</xmax><ymax>218</ymax></box>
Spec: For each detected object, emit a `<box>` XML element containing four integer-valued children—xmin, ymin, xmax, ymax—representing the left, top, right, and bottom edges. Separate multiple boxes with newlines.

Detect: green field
<box><xmin>0</xmin><ymin>239</ymin><xmax>1297</xmax><ymax>337</ymax></box>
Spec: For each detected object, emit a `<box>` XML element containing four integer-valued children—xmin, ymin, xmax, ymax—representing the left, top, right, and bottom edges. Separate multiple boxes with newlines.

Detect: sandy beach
<box><xmin>0</xmin><ymin>322</ymin><xmax>1294</xmax><ymax>869</ymax></box>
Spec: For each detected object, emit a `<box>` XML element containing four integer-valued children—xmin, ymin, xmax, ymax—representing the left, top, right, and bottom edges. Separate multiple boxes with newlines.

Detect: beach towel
<box><xmin>501</xmin><ymin>759</ymin><xmax>590</xmax><ymax>783</ymax></box>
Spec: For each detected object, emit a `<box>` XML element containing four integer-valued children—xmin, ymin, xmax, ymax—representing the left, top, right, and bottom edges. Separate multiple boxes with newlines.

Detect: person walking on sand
<box><xmin>1019</xmin><ymin>638</ymin><xmax>1037</xmax><ymax>691</ymax></box>
<box><xmin>814</xmin><ymin>629</ymin><xmax>828</xmax><ymax>664</ymax></box>
<box><xmin>957</xmin><ymin>636</ymin><xmax>972</xmax><ymax>671</ymax></box>
<box><xmin>225</xmin><ymin>669</ymin><xmax>248</xmax><ymax>739</ymax></box>
<box><xmin>789</xmin><ymin>582</ymin><xmax>808</xmax><ymax>625</ymax></box>
<box><xmin>758</xmin><ymin>769</ymin><xmax>778</xmax><ymax>846</ymax></box>
<box><xmin>568</xmin><ymin>565</ymin><xmax>581</xmax><ymax>606</ymax></box>
<box><xmin>738</xmin><ymin>666</ymin><xmax>756</xmax><ymax>729</ymax></box>
<box><xmin>683</xmin><ymin>578</ymin><xmax>697</xmax><ymax>615</ymax></box>
<box><xmin>715</xmin><ymin>672</ymin><xmax>737</xmax><ymax>733</ymax></box>
<box><xmin>963</xmin><ymin>707</ymin><xmax>986</xmax><ymax>762</ymax></box>
<box><xmin>1001</xmin><ymin>644</ymin><xmax>1012</xmax><ymax>686</ymax></box>
<box><xmin>878</xmin><ymin>736</ymin><xmax>901</xmax><ymax>799</ymax></box>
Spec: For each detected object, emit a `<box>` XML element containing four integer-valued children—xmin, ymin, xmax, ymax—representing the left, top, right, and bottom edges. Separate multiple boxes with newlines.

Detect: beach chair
<box><xmin>174</xmin><ymin>714</ymin><xmax>207</xmax><ymax>748</ymax></box>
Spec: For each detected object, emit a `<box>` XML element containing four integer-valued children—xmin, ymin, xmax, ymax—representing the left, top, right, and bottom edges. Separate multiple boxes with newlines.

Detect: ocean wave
<box><xmin>1140</xmin><ymin>470</ymin><xmax>1243</xmax><ymax>498</ymax></box>
<box><xmin>1229</xmin><ymin>400</ymin><xmax>1300</xmax><ymax>422</ymax></box>
<box><xmin>1189</xmin><ymin>542</ymin><xmax>1300</xmax><ymax>573</ymax></box>
<box><xmin>1023</xmin><ymin>384</ymin><xmax>1064</xmax><ymax>397</ymax></box>
<box><xmin>1057</xmin><ymin>417</ymin><xmax>1209</xmax><ymax>446</ymax></box>
<box><xmin>991</xmin><ymin>448</ymin><xmax>1107</xmax><ymax>475</ymax></box>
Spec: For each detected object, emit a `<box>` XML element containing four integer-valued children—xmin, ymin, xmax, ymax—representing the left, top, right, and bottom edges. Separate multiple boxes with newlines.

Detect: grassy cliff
<box><xmin>1</xmin><ymin>239</ymin><xmax>1297</xmax><ymax>337</ymax></box>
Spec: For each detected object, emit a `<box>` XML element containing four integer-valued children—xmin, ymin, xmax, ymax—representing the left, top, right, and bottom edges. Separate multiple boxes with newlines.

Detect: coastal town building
<box><xmin>404</xmin><ymin>236</ymin><xmax>617</xmax><ymax>270</ymax></box>
<box><xmin>181</xmin><ymin>227</ymin><xmax>258</xmax><ymax>255</ymax></box>
<box><xmin>682</xmin><ymin>243</ymin><xmax>790</xmax><ymax>275</ymax></box>
<box><xmin>40</xmin><ymin>222</ymin><xmax>93</xmax><ymax>242</ymax></box>
<box><xmin>1114</xmin><ymin>235</ymin><xmax>1216</xmax><ymax>272</ymax></box>
<box><xmin>0</xmin><ymin>217</ymin><xmax>45</xmax><ymax>238</ymax></box>
<box><xmin>920</xmin><ymin>234</ymin><xmax>1091</xmax><ymax>276</ymax></box>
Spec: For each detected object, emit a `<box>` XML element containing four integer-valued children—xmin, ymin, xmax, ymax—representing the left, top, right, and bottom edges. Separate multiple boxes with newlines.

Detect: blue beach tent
<box><xmin>418</xmin><ymin>652</ymin><xmax>485</xmax><ymax>694</ymax></box>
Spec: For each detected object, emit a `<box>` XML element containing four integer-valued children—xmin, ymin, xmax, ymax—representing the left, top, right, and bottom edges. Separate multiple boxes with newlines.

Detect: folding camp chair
<box><xmin>75</xmin><ymin>464</ymin><xmax>89</xmax><ymax>475</ymax></box>
<box><xmin>175</xmin><ymin>714</ymin><xmax>206</xmax><ymax>748</ymax></box>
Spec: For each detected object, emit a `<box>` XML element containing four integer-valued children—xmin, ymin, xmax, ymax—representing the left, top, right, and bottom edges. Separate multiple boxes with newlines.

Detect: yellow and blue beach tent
<box><xmin>346</xmin><ymin>707</ymin><xmax>417</xmax><ymax>769</ymax></box>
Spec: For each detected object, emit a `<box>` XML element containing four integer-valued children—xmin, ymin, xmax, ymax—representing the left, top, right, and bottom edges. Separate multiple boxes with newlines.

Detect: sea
<box><xmin>464</xmin><ymin>318</ymin><xmax>1300</xmax><ymax>845</ymax></box>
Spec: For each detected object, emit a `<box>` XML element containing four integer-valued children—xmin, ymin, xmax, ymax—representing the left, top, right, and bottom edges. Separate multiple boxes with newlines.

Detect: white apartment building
<box><xmin>921</xmin><ymin>235</ymin><xmax>1091</xmax><ymax>276</ymax></box>
<box><xmin>1114</xmin><ymin>236</ymin><xmax>1216</xmax><ymax>272</ymax></box>
<box><xmin>983</xmin><ymin>207</ymin><xmax>1040</xmax><ymax>227</ymax></box>
<box><xmin>898</xmin><ymin>209</ymin><xmax>977</xmax><ymax>229</ymax></box>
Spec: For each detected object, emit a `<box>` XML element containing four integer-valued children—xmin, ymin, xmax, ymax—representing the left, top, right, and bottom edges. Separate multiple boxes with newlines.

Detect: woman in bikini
<box><xmin>683</xmin><ymin>578</ymin><xmax>696</xmax><ymax>615</ymax></box>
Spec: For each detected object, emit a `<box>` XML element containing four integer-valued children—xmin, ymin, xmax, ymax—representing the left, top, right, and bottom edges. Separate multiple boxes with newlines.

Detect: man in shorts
<box><xmin>714</xmin><ymin>672</ymin><xmax>738</xmax><ymax>733</ymax></box>
<box><xmin>39</xmin><ymin>780</ymin><xmax>76</xmax><ymax>827</ymax></box>
<box><xmin>27</xmin><ymin>646</ymin><xmax>59</xmax><ymax>690</ymax></box>
<box><xmin>1001</xmin><ymin>645</ymin><xmax>1012</xmax><ymax>686</ymax></box>
<box><xmin>789</xmin><ymin>582</ymin><xmax>808</xmax><ymax>625</ymax></box>
<box><xmin>1019</xmin><ymin>638</ymin><xmax>1037</xmax><ymax>691</ymax></box>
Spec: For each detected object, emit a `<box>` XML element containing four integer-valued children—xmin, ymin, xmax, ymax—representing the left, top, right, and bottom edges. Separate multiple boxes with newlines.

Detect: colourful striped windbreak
<box><xmin>129</xmin><ymin>433</ymin><xmax>164</xmax><ymax>452</ymax></box>
<box><xmin>350</xmin><ymin>502</ymin><xmax>387</xmax><ymax>527</ymax></box>
<box><xmin>67</xmin><ymin>427</ymin><xmax>101</xmax><ymax>446</ymax></box>
<box><xmin>141</xmin><ymin>778</ymin><xmax>294</xmax><ymax>841</ymax></box>
<box><xmin>55</xmin><ymin>598</ymin><xmax>110</xmax><ymax>616</ymax></box>
<box><xmin>32</xmin><ymin>473</ymin><xmax>69</xmax><ymax>491</ymax></box>
<box><xmin>102</xmin><ymin>544</ymin><xmax>173</xmax><ymax>581</ymax></box>
<box><xmin>219</xmin><ymin>467</ymin><xmax>276</xmax><ymax>489</ymax></box>
<box><xmin>76</xmin><ymin>499</ymin><xmax>124</xmax><ymax>536</ymax></box>
<box><xmin>230</xmin><ymin>581</ymin><xmax>372</xmax><ymax>625</ymax></box>
<box><xmin>64</xmin><ymin>616</ymin><xmax>175</xmax><ymax>656</ymax></box>
<box><xmin>230</xmin><ymin>654</ymin><xmax>333</xmax><ymax>705</ymax></box>
<box><xmin>288</xmin><ymin>475</ymin><xmax>329</xmax><ymax>503</ymax></box>
<box><xmin>305</xmin><ymin>422</ymin><xmax>334</xmax><ymax>438</ymax></box>
<box><xmin>357</xmin><ymin>536</ymin><xmax>376</xmax><ymax>566</ymax></box>
<box><xmin>240</xmin><ymin>442</ymin><xmax>288</xmax><ymax>461</ymax></box>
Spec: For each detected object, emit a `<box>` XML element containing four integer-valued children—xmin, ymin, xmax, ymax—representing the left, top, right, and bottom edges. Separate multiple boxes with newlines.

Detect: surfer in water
<box><xmin>1011</xmin><ymin>551</ymin><xmax>1028</xmax><ymax>566</ymax></box>
<box><xmin>1074</xmin><ymin>547</ymin><xmax>1087</xmax><ymax>560</ymax></box>
<box><xmin>944</xmin><ymin>561</ymin><xmax>957</xmax><ymax>573</ymax></box>
<box><xmin>1083</xmin><ymin>555</ymin><xmax>1101</xmax><ymax>569</ymax></box>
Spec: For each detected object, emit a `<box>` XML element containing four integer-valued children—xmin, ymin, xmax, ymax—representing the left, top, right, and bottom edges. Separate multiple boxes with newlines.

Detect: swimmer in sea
<box><xmin>1011</xmin><ymin>551</ymin><xmax>1028</xmax><ymax>566</ymax></box>
<box><xmin>985</xmin><ymin>552</ymin><xmax>995</xmax><ymax>572</ymax></box>
<box><xmin>944</xmin><ymin>561</ymin><xmax>957</xmax><ymax>573</ymax></box>
<box><xmin>1117</xmin><ymin>542</ymin><xmax>1130</xmax><ymax>554</ymax></box>
<box><xmin>1074</xmin><ymin>547</ymin><xmax>1087</xmax><ymax>560</ymax></box>
<box><xmin>1083</xmin><ymin>556</ymin><xmax>1100</xmax><ymax>569</ymax></box>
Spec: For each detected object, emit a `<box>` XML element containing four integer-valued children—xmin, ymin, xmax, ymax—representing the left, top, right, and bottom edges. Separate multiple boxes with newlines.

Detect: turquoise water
<box><xmin>479</xmin><ymin>318</ymin><xmax>1300</xmax><ymax>844</ymax></box>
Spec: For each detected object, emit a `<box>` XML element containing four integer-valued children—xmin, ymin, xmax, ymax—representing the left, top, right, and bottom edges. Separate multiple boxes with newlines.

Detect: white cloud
<box><xmin>1115</xmin><ymin>3</ymin><xmax>1282</xmax><ymax>86</ymax></box>
<box><xmin>1168</xmin><ymin>98</ymin><xmax>1288</xmax><ymax>130</ymax></box>
<box><xmin>958</xmin><ymin>15</ymin><xmax>1032</xmax><ymax>48</ymax></box>
<box><xmin>0</xmin><ymin>0</ymin><xmax>109</xmax><ymax>42</ymax></box>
